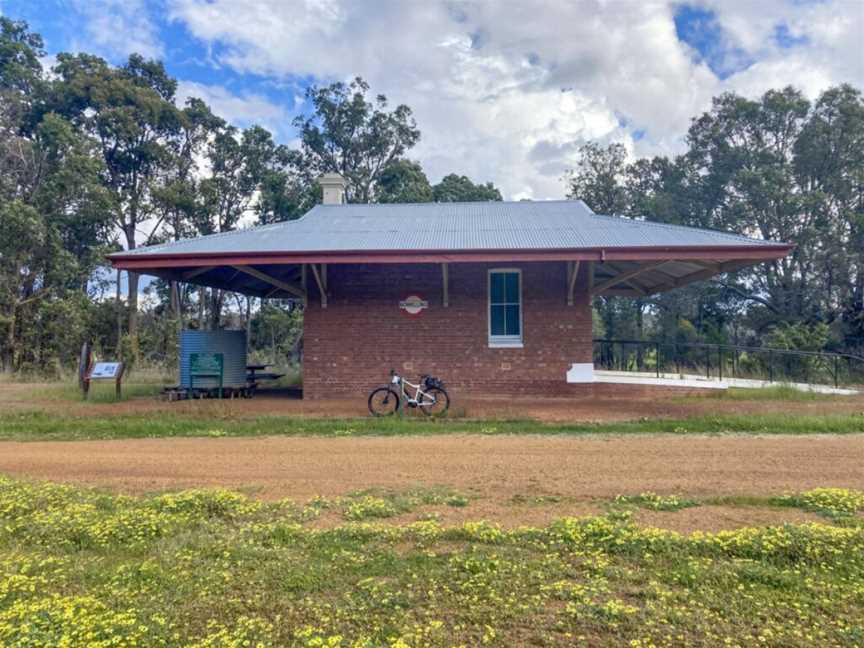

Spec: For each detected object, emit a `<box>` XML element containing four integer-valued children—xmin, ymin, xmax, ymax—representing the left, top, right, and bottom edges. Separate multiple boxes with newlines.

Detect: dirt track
<box><xmin>1</xmin><ymin>434</ymin><xmax>861</xmax><ymax>501</ymax></box>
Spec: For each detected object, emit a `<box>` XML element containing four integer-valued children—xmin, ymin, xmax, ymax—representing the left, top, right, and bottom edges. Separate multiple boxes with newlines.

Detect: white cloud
<box><xmin>704</xmin><ymin>0</ymin><xmax>864</xmax><ymax>99</ymax></box>
<box><xmin>167</xmin><ymin>0</ymin><xmax>864</xmax><ymax>199</ymax></box>
<box><xmin>69</xmin><ymin>0</ymin><xmax>164</xmax><ymax>60</ymax></box>
<box><xmin>175</xmin><ymin>80</ymin><xmax>291</xmax><ymax>137</ymax></box>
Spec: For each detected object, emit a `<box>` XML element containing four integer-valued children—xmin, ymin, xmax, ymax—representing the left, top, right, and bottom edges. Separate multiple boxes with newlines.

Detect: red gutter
<box><xmin>109</xmin><ymin>244</ymin><xmax>794</xmax><ymax>270</ymax></box>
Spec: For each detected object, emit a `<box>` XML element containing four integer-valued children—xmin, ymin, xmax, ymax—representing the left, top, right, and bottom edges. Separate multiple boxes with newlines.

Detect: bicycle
<box><xmin>368</xmin><ymin>369</ymin><xmax>450</xmax><ymax>417</ymax></box>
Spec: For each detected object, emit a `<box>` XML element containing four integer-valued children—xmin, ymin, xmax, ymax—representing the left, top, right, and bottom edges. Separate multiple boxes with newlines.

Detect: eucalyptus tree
<box><xmin>432</xmin><ymin>173</ymin><xmax>503</xmax><ymax>202</ymax></box>
<box><xmin>294</xmin><ymin>76</ymin><xmax>420</xmax><ymax>203</ymax></box>
<box><xmin>565</xmin><ymin>142</ymin><xmax>628</xmax><ymax>214</ymax></box>
<box><xmin>47</xmin><ymin>52</ymin><xmax>184</xmax><ymax>351</ymax></box>
<box><xmin>151</xmin><ymin>98</ymin><xmax>224</xmax><ymax>324</ymax></box>
<box><xmin>0</xmin><ymin>20</ymin><xmax>112</xmax><ymax>371</ymax></box>
<box><xmin>792</xmin><ymin>85</ymin><xmax>864</xmax><ymax>353</ymax></box>
<box><xmin>376</xmin><ymin>159</ymin><xmax>433</xmax><ymax>203</ymax></box>
<box><xmin>566</xmin><ymin>85</ymin><xmax>864</xmax><ymax>355</ymax></box>
<box><xmin>255</xmin><ymin>143</ymin><xmax>318</xmax><ymax>224</ymax></box>
<box><xmin>195</xmin><ymin>125</ymin><xmax>285</xmax><ymax>327</ymax></box>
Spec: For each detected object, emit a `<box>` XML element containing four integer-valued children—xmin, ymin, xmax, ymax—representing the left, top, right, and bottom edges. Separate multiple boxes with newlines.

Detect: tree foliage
<box><xmin>294</xmin><ymin>76</ymin><xmax>421</xmax><ymax>203</ymax></box>
<box><xmin>0</xmin><ymin>22</ymin><xmax>112</xmax><ymax>371</ymax></box>
<box><xmin>376</xmin><ymin>159</ymin><xmax>433</xmax><ymax>203</ymax></box>
<box><xmin>432</xmin><ymin>173</ymin><xmax>503</xmax><ymax>202</ymax></box>
<box><xmin>568</xmin><ymin>85</ymin><xmax>864</xmax><ymax>355</ymax></box>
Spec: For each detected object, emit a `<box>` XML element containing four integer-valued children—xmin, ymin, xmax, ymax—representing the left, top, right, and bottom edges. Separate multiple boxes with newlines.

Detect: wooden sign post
<box><xmin>83</xmin><ymin>361</ymin><xmax>125</xmax><ymax>400</ymax></box>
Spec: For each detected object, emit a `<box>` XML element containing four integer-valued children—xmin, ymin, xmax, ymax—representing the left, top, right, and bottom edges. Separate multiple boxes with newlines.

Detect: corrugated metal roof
<box><xmin>116</xmin><ymin>200</ymin><xmax>782</xmax><ymax>257</ymax></box>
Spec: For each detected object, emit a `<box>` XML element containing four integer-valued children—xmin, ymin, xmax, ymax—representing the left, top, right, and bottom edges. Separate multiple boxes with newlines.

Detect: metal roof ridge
<box><xmin>314</xmin><ymin>199</ymin><xmax>580</xmax><ymax>207</ymax></box>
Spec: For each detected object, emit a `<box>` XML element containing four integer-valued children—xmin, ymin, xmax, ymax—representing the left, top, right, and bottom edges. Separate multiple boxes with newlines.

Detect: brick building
<box><xmin>110</xmin><ymin>174</ymin><xmax>792</xmax><ymax>399</ymax></box>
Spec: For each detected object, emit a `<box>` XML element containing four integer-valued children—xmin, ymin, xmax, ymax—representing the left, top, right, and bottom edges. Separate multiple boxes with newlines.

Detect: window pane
<box><xmin>490</xmin><ymin>273</ymin><xmax>505</xmax><ymax>303</ymax></box>
<box><xmin>504</xmin><ymin>272</ymin><xmax>520</xmax><ymax>303</ymax></box>
<box><xmin>490</xmin><ymin>304</ymin><xmax>506</xmax><ymax>335</ymax></box>
<box><xmin>505</xmin><ymin>305</ymin><xmax>521</xmax><ymax>336</ymax></box>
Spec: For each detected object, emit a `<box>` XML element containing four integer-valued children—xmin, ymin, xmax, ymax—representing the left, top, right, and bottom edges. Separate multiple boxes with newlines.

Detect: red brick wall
<box><xmin>302</xmin><ymin>261</ymin><xmax>593</xmax><ymax>399</ymax></box>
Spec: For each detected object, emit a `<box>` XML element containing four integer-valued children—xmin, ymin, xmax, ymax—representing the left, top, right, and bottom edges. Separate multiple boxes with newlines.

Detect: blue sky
<box><xmin>2</xmin><ymin>0</ymin><xmax>861</xmax><ymax>202</ymax></box>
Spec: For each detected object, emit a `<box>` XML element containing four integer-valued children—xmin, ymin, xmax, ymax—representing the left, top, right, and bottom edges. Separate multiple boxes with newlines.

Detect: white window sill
<box><xmin>488</xmin><ymin>340</ymin><xmax>524</xmax><ymax>349</ymax></box>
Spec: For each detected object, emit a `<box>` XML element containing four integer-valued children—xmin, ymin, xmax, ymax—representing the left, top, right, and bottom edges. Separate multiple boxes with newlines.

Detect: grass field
<box><xmin>20</xmin><ymin>379</ymin><xmax>855</xmax><ymax>403</ymax></box>
<box><xmin>0</xmin><ymin>476</ymin><xmax>861</xmax><ymax>647</ymax></box>
<box><xmin>1</xmin><ymin>409</ymin><xmax>863</xmax><ymax>441</ymax></box>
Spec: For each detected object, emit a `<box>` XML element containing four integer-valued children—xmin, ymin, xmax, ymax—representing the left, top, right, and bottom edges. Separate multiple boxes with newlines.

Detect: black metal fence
<box><xmin>593</xmin><ymin>339</ymin><xmax>864</xmax><ymax>389</ymax></box>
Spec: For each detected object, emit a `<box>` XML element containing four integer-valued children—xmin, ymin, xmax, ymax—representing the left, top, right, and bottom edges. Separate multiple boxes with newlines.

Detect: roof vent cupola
<box><xmin>319</xmin><ymin>173</ymin><xmax>348</xmax><ymax>205</ymax></box>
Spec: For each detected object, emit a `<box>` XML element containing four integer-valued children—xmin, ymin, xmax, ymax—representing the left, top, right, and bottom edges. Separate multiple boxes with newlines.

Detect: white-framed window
<box><xmin>488</xmin><ymin>268</ymin><xmax>523</xmax><ymax>347</ymax></box>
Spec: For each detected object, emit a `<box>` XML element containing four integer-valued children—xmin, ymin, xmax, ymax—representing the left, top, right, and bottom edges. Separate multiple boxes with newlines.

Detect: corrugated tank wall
<box><xmin>179</xmin><ymin>330</ymin><xmax>247</xmax><ymax>388</ymax></box>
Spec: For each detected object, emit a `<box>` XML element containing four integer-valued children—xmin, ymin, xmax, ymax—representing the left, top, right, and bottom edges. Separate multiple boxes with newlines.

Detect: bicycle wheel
<box><xmin>368</xmin><ymin>387</ymin><xmax>400</xmax><ymax>416</ymax></box>
<box><xmin>420</xmin><ymin>387</ymin><xmax>449</xmax><ymax>416</ymax></box>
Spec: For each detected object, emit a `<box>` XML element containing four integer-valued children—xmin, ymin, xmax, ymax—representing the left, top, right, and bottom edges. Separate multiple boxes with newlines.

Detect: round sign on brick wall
<box><xmin>399</xmin><ymin>294</ymin><xmax>429</xmax><ymax>316</ymax></box>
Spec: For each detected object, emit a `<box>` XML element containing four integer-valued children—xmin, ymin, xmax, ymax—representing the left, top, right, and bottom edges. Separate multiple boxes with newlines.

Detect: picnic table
<box><xmin>246</xmin><ymin>363</ymin><xmax>270</xmax><ymax>382</ymax></box>
<box><xmin>246</xmin><ymin>363</ymin><xmax>286</xmax><ymax>392</ymax></box>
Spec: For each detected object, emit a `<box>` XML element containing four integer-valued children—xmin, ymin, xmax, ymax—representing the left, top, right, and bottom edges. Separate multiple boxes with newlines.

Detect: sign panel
<box><xmin>89</xmin><ymin>362</ymin><xmax>122</xmax><ymax>379</ymax></box>
<box><xmin>190</xmin><ymin>353</ymin><xmax>223</xmax><ymax>375</ymax></box>
<box><xmin>399</xmin><ymin>294</ymin><xmax>429</xmax><ymax>316</ymax></box>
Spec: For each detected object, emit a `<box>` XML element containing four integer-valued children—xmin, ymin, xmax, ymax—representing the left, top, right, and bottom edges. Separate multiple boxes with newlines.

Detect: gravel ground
<box><xmin>0</xmin><ymin>434</ymin><xmax>860</xmax><ymax>502</ymax></box>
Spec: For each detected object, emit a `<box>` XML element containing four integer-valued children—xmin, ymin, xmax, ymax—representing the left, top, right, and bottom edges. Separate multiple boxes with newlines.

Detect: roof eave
<box><xmin>108</xmin><ymin>244</ymin><xmax>794</xmax><ymax>270</ymax></box>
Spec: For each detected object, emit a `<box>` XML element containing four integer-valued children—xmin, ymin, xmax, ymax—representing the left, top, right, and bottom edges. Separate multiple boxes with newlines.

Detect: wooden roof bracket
<box><xmin>181</xmin><ymin>266</ymin><xmax>216</xmax><ymax>281</ymax></box>
<box><xmin>230</xmin><ymin>265</ymin><xmax>306</xmax><ymax>300</ymax></box>
<box><xmin>310</xmin><ymin>263</ymin><xmax>328</xmax><ymax>308</ymax></box>
<box><xmin>592</xmin><ymin>261</ymin><xmax>667</xmax><ymax>295</ymax></box>
<box><xmin>650</xmin><ymin>260</ymin><xmax>746</xmax><ymax>292</ymax></box>
<box><xmin>567</xmin><ymin>261</ymin><xmax>581</xmax><ymax>306</ymax></box>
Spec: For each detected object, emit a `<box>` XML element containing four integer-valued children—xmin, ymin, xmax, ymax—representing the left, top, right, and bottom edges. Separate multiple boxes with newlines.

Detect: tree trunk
<box><xmin>170</xmin><ymin>280</ymin><xmax>182</xmax><ymax>335</ymax></box>
<box><xmin>198</xmin><ymin>287</ymin><xmax>206</xmax><ymax>329</ymax></box>
<box><xmin>245</xmin><ymin>296</ymin><xmax>253</xmax><ymax>354</ymax></box>
<box><xmin>209</xmin><ymin>289</ymin><xmax>223</xmax><ymax>330</ymax></box>
<box><xmin>127</xmin><ymin>271</ymin><xmax>139</xmax><ymax>345</ymax></box>
<box><xmin>4</xmin><ymin>304</ymin><xmax>15</xmax><ymax>372</ymax></box>
<box><xmin>122</xmin><ymin>221</ymin><xmax>140</xmax><ymax>359</ymax></box>
<box><xmin>170</xmin><ymin>280</ymin><xmax>180</xmax><ymax>318</ymax></box>
<box><xmin>115</xmin><ymin>269</ymin><xmax>123</xmax><ymax>353</ymax></box>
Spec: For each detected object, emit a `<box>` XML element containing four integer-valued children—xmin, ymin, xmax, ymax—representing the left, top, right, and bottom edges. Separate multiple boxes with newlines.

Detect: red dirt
<box><xmin>633</xmin><ymin>505</ymin><xmax>825</xmax><ymax>534</ymax></box>
<box><xmin>0</xmin><ymin>434</ymin><xmax>860</xmax><ymax>502</ymax></box>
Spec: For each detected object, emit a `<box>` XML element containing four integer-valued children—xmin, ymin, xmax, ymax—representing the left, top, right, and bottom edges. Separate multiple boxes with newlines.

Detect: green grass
<box><xmin>613</xmin><ymin>492</ymin><xmax>699</xmax><ymax>511</ymax></box>
<box><xmin>31</xmin><ymin>382</ymin><xmax>165</xmax><ymax>402</ymax></box>
<box><xmin>0</xmin><ymin>475</ymin><xmax>861</xmax><ymax>647</ymax></box>
<box><xmin>0</xmin><ymin>410</ymin><xmax>863</xmax><ymax>441</ymax></box>
<box><xmin>297</xmin><ymin>488</ymin><xmax>471</xmax><ymax>522</ymax></box>
<box><xmin>685</xmin><ymin>384</ymin><xmax>857</xmax><ymax>401</ymax></box>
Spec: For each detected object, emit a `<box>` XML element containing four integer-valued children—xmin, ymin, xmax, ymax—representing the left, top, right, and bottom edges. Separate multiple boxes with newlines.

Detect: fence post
<box><xmin>769</xmin><ymin>350</ymin><xmax>774</xmax><ymax>383</ymax></box>
<box><xmin>706</xmin><ymin>346</ymin><xmax>710</xmax><ymax>379</ymax></box>
<box><xmin>718</xmin><ymin>347</ymin><xmax>723</xmax><ymax>381</ymax></box>
<box><xmin>676</xmin><ymin>344</ymin><xmax>680</xmax><ymax>376</ymax></box>
<box><xmin>656</xmin><ymin>342</ymin><xmax>661</xmax><ymax>378</ymax></box>
<box><xmin>834</xmin><ymin>355</ymin><xmax>839</xmax><ymax>388</ymax></box>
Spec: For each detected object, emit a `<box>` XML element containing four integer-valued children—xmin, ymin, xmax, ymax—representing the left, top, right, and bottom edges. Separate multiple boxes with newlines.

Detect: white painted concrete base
<box><xmin>566</xmin><ymin>364</ymin><xmax>859</xmax><ymax>395</ymax></box>
<box><xmin>593</xmin><ymin>370</ymin><xmax>727</xmax><ymax>390</ymax></box>
<box><xmin>565</xmin><ymin>363</ymin><xmax>595</xmax><ymax>383</ymax></box>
